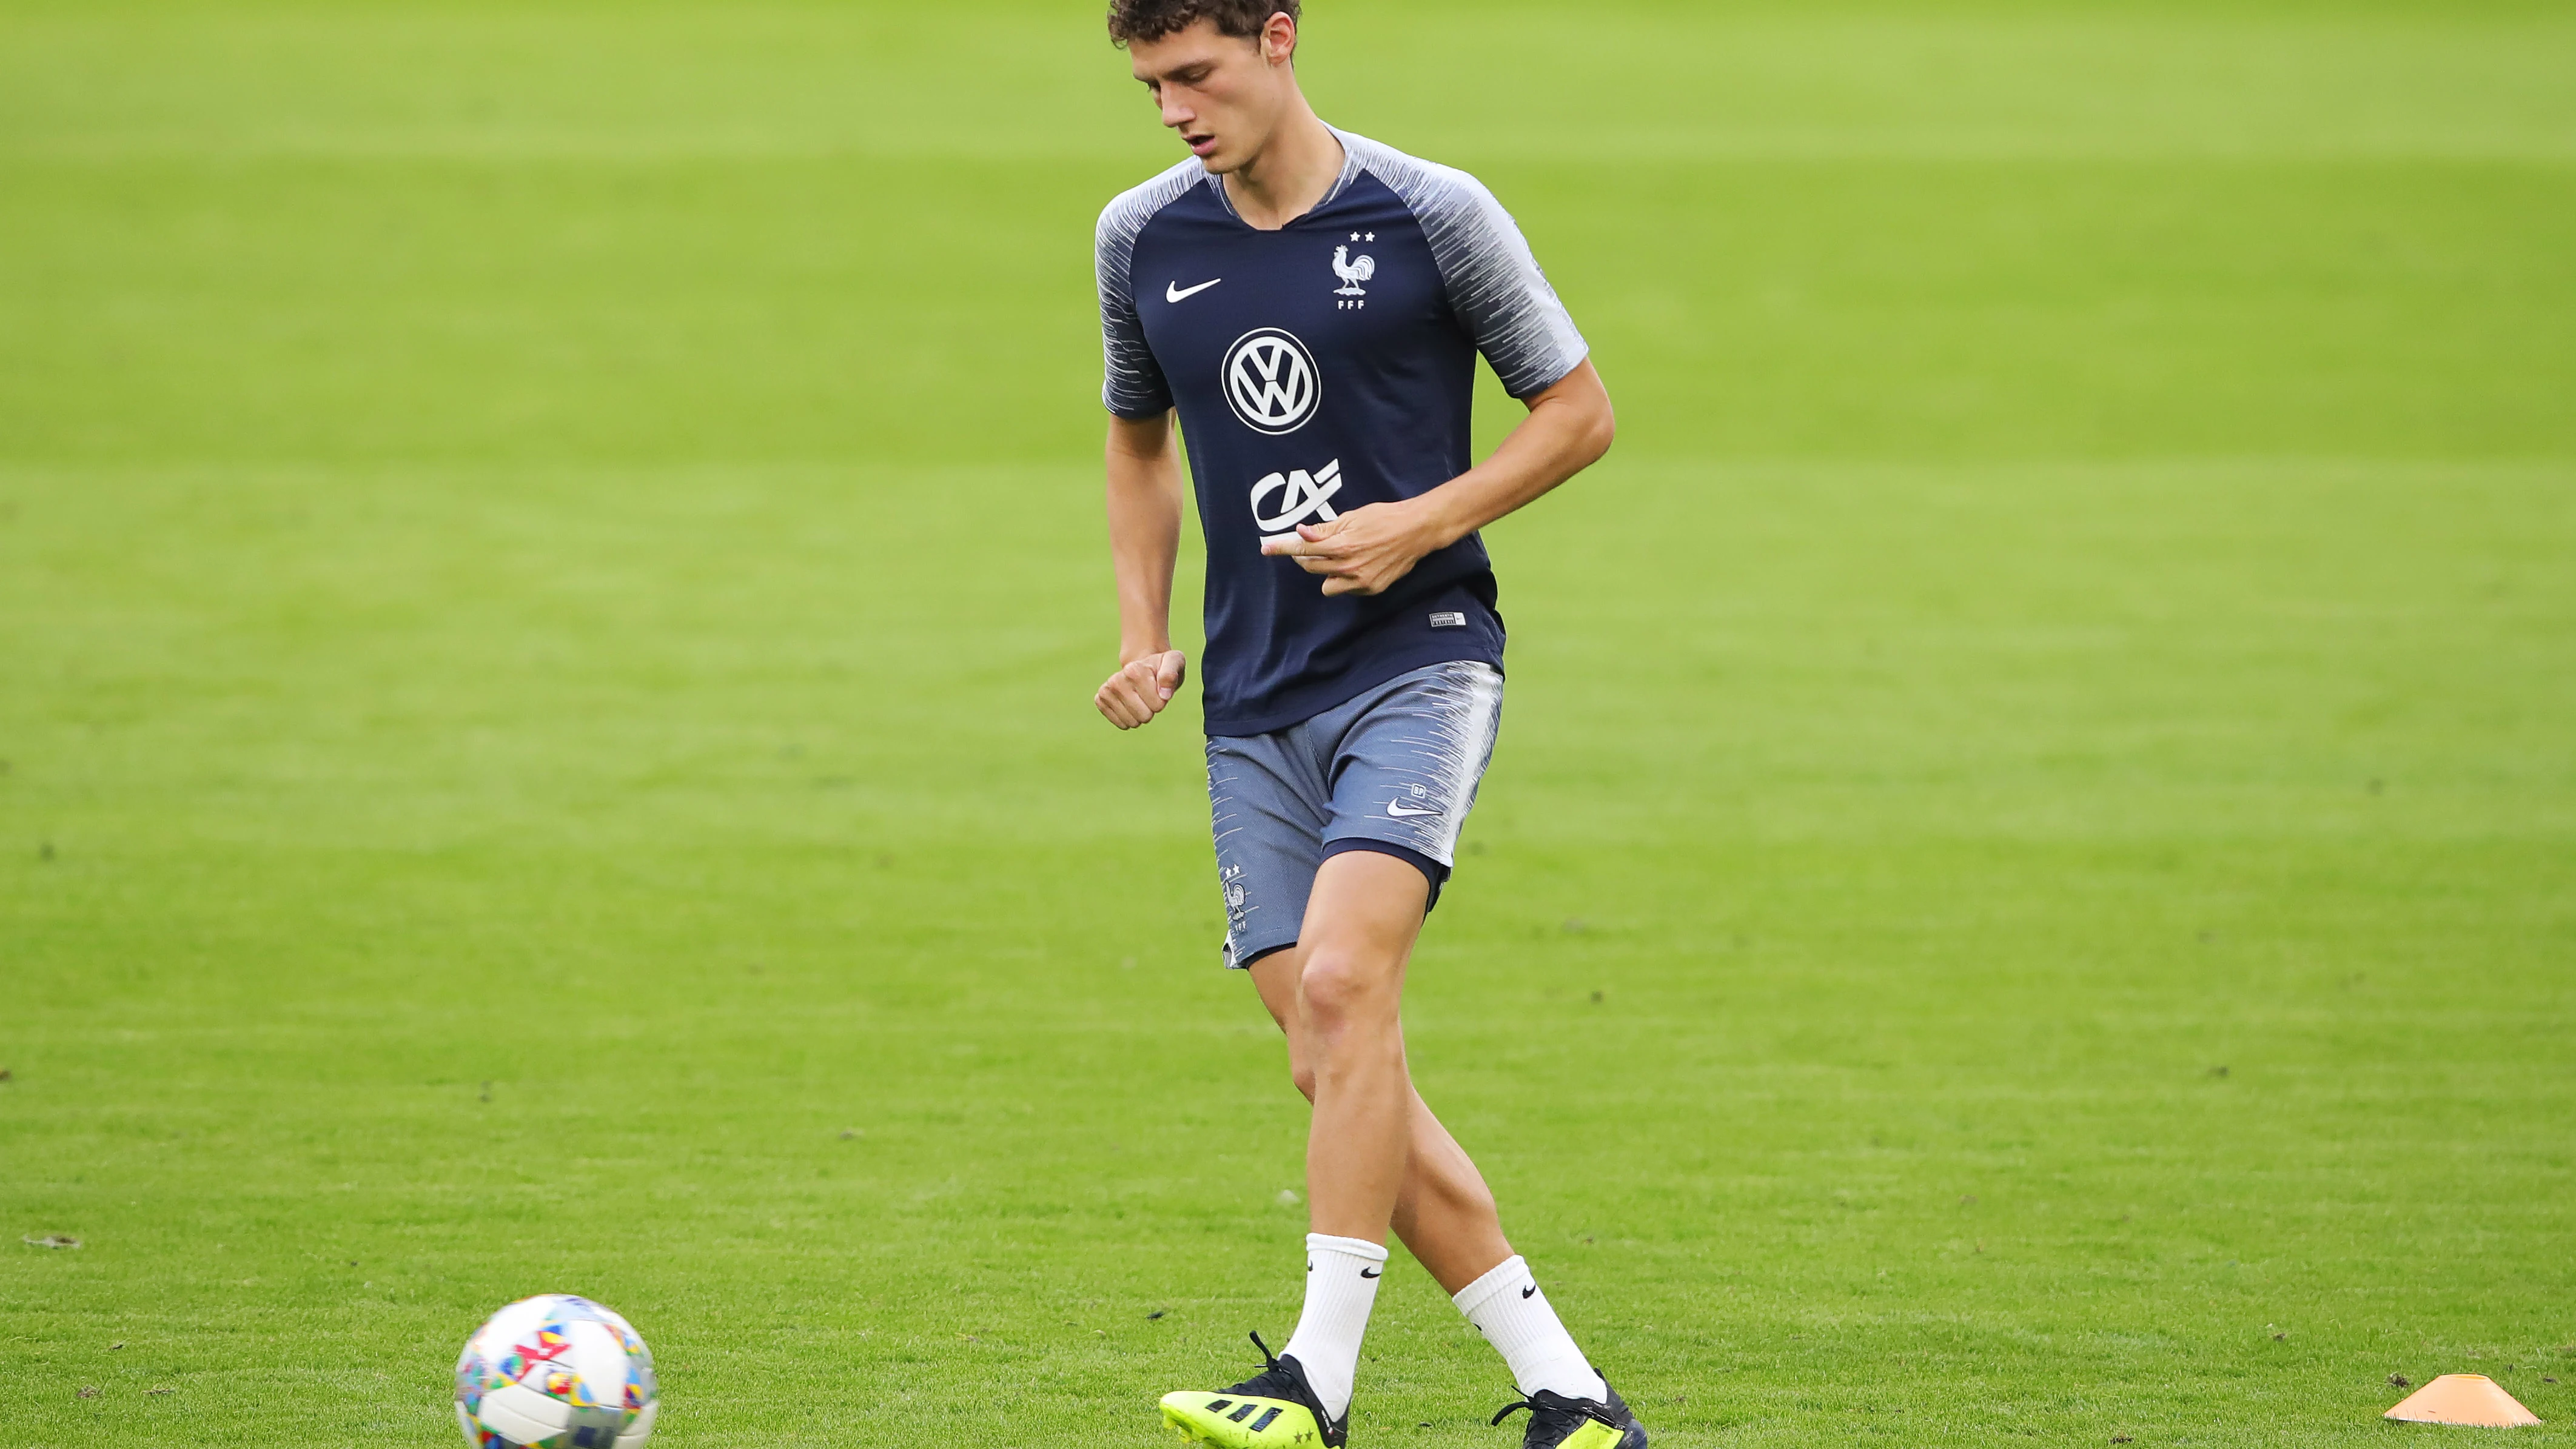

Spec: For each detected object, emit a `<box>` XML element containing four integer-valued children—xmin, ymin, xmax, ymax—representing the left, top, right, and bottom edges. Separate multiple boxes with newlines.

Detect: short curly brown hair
<box><xmin>1106</xmin><ymin>0</ymin><xmax>1299</xmax><ymax>47</ymax></box>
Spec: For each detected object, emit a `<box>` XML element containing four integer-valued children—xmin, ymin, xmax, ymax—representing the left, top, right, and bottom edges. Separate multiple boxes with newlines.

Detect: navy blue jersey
<box><xmin>1096</xmin><ymin>129</ymin><xmax>1588</xmax><ymax>736</ymax></box>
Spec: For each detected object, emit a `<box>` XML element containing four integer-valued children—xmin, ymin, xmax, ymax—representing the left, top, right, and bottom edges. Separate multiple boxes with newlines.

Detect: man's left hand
<box><xmin>1259</xmin><ymin>501</ymin><xmax>1442</xmax><ymax>597</ymax></box>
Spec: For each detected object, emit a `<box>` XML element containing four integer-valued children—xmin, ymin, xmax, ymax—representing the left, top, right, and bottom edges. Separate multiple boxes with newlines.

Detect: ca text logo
<box><xmin>1222</xmin><ymin>328</ymin><xmax>1321</xmax><ymax>434</ymax></box>
<box><xmin>1250</xmin><ymin>458</ymin><xmax>1343</xmax><ymax>541</ymax></box>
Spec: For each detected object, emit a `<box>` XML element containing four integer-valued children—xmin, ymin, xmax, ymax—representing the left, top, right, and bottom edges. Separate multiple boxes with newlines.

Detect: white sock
<box><xmin>1279</xmin><ymin>1233</ymin><xmax>1387</xmax><ymax>1420</ymax></box>
<box><xmin>1453</xmin><ymin>1255</ymin><xmax>1608</xmax><ymax>1403</ymax></box>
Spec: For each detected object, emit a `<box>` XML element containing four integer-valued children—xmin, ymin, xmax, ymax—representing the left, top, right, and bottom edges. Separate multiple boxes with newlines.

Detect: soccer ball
<box><xmin>454</xmin><ymin>1294</ymin><xmax>659</xmax><ymax>1449</ymax></box>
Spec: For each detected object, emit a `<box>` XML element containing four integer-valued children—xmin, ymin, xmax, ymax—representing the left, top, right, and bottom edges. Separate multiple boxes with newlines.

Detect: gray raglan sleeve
<box><xmin>1374</xmin><ymin>153</ymin><xmax>1589</xmax><ymax>398</ymax></box>
<box><xmin>1096</xmin><ymin>175</ymin><xmax>1186</xmax><ymax>420</ymax></box>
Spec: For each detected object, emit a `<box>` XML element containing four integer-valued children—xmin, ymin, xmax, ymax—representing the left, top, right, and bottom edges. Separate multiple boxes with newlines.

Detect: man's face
<box><xmin>1127</xmin><ymin>16</ymin><xmax>1292</xmax><ymax>173</ymax></box>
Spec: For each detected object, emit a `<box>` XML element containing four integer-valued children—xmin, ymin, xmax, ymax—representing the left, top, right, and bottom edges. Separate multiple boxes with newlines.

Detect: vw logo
<box><xmin>1221</xmin><ymin>328</ymin><xmax>1321</xmax><ymax>435</ymax></box>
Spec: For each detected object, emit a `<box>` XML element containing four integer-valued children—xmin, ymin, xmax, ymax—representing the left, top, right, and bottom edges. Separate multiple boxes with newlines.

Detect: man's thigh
<box><xmin>1295</xmin><ymin>849</ymin><xmax>1431</xmax><ymax>971</ymax></box>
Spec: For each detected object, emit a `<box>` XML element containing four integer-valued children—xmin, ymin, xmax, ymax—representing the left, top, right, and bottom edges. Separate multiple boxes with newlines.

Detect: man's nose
<box><xmin>1160</xmin><ymin>91</ymin><xmax>1193</xmax><ymax>129</ymax></box>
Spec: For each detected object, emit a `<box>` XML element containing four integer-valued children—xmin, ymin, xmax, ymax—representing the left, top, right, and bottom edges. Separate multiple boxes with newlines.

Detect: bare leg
<box><xmin>1290</xmin><ymin>851</ymin><xmax>1422</xmax><ymax>1247</ymax></box>
<box><xmin>1250</xmin><ymin>858</ymin><xmax>1515</xmax><ymax>1295</ymax></box>
<box><xmin>1392</xmin><ymin>1094</ymin><xmax>1515</xmax><ymax>1294</ymax></box>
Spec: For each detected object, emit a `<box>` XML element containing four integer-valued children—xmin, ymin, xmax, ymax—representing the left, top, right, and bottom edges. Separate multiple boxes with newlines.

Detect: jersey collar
<box><xmin>1202</xmin><ymin>123</ymin><xmax>1364</xmax><ymax>229</ymax></box>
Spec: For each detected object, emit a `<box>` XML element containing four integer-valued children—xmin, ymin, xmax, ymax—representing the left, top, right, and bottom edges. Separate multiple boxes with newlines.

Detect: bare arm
<box><xmin>1095</xmin><ymin>411</ymin><xmax>1191</xmax><ymax>729</ymax></box>
<box><xmin>1261</xmin><ymin>360</ymin><xmax>1615</xmax><ymax>596</ymax></box>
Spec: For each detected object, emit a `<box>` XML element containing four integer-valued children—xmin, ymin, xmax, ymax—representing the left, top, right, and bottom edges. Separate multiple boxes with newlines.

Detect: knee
<box><xmin>1289</xmin><ymin>1062</ymin><xmax>1318</xmax><ymax>1102</ymax></box>
<box><xmin>1298</xmin><ymin>950</ymin><xmax>1395</xmax><ymax>1037</ymax></box>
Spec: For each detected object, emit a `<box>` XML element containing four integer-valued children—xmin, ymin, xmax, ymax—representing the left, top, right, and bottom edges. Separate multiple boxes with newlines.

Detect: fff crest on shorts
<box><xmin>1222</xmin><ymin>327</ymin><xmax>1321</xmax><ymax>435</ymax></box>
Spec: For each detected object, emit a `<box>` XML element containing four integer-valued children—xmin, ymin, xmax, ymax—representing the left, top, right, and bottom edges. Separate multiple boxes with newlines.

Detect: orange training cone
<box><xmin>2384</xmin><ymin>1374</ymin><xmax>2543</xmax><ymax>1427</ymax></box>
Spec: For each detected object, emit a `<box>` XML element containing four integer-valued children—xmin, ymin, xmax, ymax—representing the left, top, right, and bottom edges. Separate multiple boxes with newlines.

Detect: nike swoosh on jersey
<box><xmin>1166</xmin><ymin>278</ymin><xmax>1222</xmax><ymax>303</ymax></box>
<box><xmin>1385</xmin><ymin>800</ymin><xmax>1440</xmax><ymax>818</ymax></box>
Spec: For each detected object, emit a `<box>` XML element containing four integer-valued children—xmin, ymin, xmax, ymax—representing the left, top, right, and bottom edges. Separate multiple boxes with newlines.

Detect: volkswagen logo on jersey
<box><xmin>1221</xmin><ymin>328</ymin><xmax>1321</xmax><ymax>435</ymax></box>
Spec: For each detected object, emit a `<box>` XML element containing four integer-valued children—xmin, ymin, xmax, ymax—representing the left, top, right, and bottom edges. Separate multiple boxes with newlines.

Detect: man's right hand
<box><xmin>1095</xmin><ymin>649</ymin><xmax>1188</xmax><ymax>730</ymax></box>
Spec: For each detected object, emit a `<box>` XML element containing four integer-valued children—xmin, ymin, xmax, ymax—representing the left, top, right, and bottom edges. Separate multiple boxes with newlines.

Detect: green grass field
<box><xmin>4</xmin><ymin>1</ymin><xmax>2573</xmax><ymax>1444</ymax></box>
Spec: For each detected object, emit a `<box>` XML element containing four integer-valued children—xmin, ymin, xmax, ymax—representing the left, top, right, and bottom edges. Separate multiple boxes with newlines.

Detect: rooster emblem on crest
<box><xmin>1332</xmin><ymin>244</ymin><xmax>1376</xmax><ymax>297</ymax></box>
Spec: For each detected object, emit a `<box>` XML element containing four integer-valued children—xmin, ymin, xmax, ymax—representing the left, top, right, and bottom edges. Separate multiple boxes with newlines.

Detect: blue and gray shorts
<box><xmin>1206</xmin><ymin>660</ymin><xmax>1504</xmax><ymax>970</ymax></box>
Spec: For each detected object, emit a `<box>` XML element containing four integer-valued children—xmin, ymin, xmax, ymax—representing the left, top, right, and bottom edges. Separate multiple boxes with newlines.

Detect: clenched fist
<box><xmin>1095</xmin><ymin>649</ymin><xmax>1189</xmax><ymax>729</ymax></box>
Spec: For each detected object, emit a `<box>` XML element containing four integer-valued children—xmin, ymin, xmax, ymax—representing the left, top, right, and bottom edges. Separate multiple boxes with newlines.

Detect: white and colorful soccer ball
<box><xmin>454</xmin><ymin>1294</ymin><xmax>659</xmax><ymax>1449</ymax></box>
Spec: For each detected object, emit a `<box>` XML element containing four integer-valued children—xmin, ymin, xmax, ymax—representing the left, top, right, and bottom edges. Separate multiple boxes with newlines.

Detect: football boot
<box><xmin>1159</xmin><ymin>1331</ymin><xmax>1349</xmax><ymax>1448</ymax></box>
<box><xmin>1489</xmin><ymin>1377</ymin><xmax>1648</xmax><ymax>1449</ymax></box>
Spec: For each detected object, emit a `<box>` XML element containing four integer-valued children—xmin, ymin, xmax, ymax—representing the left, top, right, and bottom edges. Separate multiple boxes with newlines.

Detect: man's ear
<box><xmin>1263</xmin><ymin>12</ymin><xmax>1297</xmax><ymax>66</ymax></box>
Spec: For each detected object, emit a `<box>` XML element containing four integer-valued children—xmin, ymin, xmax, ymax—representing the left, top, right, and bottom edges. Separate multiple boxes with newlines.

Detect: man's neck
<box><xmin>1221</xmin><ymin>102</ymin><xmax>1343</xmax><ymax>231</ymax></box>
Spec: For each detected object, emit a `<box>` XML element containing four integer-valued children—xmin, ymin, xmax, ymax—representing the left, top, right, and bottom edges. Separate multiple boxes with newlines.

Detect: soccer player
<box><xmin>1090</xmin><ymin>4</ymin><xmax>1637</xmax><ymax>1447</ymax></box>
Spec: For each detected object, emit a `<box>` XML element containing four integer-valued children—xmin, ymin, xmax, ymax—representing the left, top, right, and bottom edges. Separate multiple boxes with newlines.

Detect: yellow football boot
<box><xmin>1489</xmin><ymin>1380</ymin><xmax>1649</xmax><ymax>1449</ymax></box>
<box><xmin>1158</xmin><ymin>1333</ymin><xmax>1347</xmax><ymax>1448</ymax></box>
